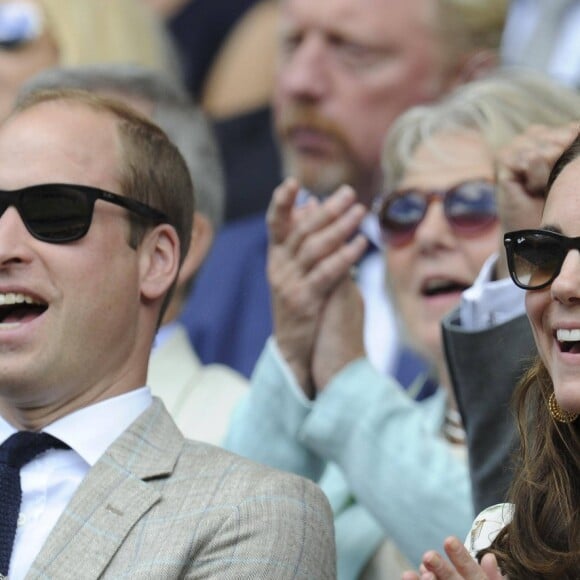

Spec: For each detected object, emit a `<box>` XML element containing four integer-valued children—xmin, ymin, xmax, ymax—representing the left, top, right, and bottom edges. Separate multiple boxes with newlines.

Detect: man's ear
<box><xmin>176</xmin><ymin>212</ymin><xmax>214</xmax><ymax>289</ymax></box>
<box><xmin>139</xmin><ymin>224</ymin><xmax>181</xmax><ymax>302</ymax></box>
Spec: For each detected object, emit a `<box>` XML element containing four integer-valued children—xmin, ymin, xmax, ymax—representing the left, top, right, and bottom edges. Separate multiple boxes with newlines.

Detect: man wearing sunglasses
<box><xmin>0</xmin><ymin>89</ymin><xmax>336</xmax><ymax>578</ymax></box>
<box><xmin>19</xmin><ymin>63</ymin><xmax>249</xmax><ymax>447</ymax></box>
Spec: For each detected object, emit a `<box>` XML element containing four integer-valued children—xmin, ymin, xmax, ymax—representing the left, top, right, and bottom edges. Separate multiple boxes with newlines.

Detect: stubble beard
<box><xmin>280</xmin><ymin>142</ymin><xmax>359</xmax><ymax>200</ymax></box>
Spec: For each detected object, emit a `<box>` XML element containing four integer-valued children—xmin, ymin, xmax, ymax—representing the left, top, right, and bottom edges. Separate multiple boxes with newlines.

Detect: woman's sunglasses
<box><xmin>504</xmin><ymin>229</ymin><xmax>580</xmax><ymax>290</ymax></box>
<box><xmin>0</xmin><ymin>183</ymin><xmax>169</xmax><ymax>243</ymax></box>
<box><xmin>376</xmin><ymin>179</ymin><xmax>498</xmax><ymax>247</ymax></box>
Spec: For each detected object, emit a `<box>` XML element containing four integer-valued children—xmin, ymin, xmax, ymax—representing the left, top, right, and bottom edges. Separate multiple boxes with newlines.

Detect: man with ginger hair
<box><xmin>182</xmin><ymin>0</ymin><xmax>508</xmax><ymax>383</ymax></box>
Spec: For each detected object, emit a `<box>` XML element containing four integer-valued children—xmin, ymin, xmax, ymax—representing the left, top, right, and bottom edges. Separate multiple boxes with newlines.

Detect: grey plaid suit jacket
<box><xmin>25</xmin><ymin>398</ymin><xmax>336</xmax><ymax>579</ymax></box>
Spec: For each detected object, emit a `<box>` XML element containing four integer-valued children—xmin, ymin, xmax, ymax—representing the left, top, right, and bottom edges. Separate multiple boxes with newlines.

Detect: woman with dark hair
<box><xmin>403</xmin><ymin>133</ymin><xmax>580</xmax><ymax>579</ymax></box>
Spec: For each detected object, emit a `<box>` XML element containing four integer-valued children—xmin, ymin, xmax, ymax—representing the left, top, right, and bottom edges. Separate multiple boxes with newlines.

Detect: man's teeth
<box><xmin>556</xmin><ymin>328</ymin><xmax>580</xmax><ymax>342</ymax></box>
<box><xmin>0</xmin><ymin>293</ymin><xmax>40</xmax><ymax>306</ymax></box>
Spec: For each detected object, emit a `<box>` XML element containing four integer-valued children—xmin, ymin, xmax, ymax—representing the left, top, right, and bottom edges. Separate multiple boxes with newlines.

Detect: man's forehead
<box><xmin>280</xmin><ymin>0</ymin><xmax>434</xmax><ymax>35</ymax></box>
<box><xmin>0</xmin><ymin>101</ymin><xmax>121</xmax><ymax>190</ymax></box>
<box><xmin>0</xmin><ymin>100</ymin><xmax>118</xmax><ymax>142</ymax></box>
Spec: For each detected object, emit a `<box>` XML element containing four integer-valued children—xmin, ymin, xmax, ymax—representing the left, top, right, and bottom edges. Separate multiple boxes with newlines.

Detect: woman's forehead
<box><xmin>398</xmin><ymin>130</ymin><xmax>494</xmax><ymax>191</ymax></box>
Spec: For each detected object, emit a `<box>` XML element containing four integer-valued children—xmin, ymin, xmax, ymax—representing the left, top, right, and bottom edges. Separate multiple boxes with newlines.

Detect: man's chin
<box><xmin>282</xmin><ymin>154</ymin><xmax>352</xmax><ymax>199</ymax></box>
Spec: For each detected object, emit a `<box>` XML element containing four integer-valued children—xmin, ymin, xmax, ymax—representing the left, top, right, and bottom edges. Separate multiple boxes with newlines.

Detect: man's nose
<box><xmin>0</xmin><ymin>206</ymin><xmax>35</xmax><ymax>267</ymax></box>
<box><xmin>277</xmin><ymin>34</ymin><xmax>330</xmax><ymax>102</ymax></box>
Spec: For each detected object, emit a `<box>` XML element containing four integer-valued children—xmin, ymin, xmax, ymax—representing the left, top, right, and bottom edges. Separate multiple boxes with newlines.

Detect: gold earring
<box><xmin>548</xmin><ymin>392</ymin><xmax>579</xmax><ymax>424</ymax></box>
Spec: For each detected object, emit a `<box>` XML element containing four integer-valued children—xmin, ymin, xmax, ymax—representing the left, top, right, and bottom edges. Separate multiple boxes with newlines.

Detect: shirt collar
<box><xmin>153</xmin><ymin>320</ymin><xmax>180</xmax><ymax>351</ymax></box>
<box><xmin>0</xmin><ymin>387</ymin><xmax>152</xmax><ymax>467</ymax></box>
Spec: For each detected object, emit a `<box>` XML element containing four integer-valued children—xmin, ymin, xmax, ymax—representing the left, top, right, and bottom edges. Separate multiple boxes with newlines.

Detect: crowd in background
<box><xmin>1</xmin><ymin>0</ymin><xmax>580</xmax><ymax>578</ymax></box>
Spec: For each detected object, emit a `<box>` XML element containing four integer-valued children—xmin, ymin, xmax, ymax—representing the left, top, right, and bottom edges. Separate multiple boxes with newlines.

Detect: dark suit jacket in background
<box><xmin>26</xmin><ymin>398</ymin><xmax>336</xmax><ymax>579</ymax></box>
<box><xmin>442</xmin><ymin>310</ymin><xmax>536</xmax><ymax>514</ymax></box>
<box><xmin>181</xmin><ymin>215</ymin><xmax>270</xmax><ymax>379</ymax></box>
<box><xmin>181</xmin><ymin>214</ymin><xmax>433</xmax><ymax>394</ymax></box>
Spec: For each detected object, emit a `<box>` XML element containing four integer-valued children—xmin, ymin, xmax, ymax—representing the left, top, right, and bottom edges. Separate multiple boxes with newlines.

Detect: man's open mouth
<box><xmin>0</xmin><ymin>293</ymin><xmax>47</xmax><ymax>325</ymax></box>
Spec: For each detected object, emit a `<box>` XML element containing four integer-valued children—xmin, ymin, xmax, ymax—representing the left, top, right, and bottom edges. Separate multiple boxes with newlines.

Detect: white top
<box><xmin>459</xmin><ymin>253</ymin><xmax>526</xmax><ymax>331</ymax></box>
<box><xmin>358</xmin><ymin>213</ymin><xmax>399</xmax><ymax>375</ymax></box>
<box><xmin>465</xmin><ymin>503</ymin><xmax>514</xmax><ymax>558</ymax></box>
<box><xmin>0</xmin><ymin>387</ymin><xmax>152</xmax><ymax>580</ymax></box>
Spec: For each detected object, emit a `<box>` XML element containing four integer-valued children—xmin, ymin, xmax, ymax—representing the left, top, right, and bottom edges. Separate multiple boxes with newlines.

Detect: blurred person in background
<box><xmin>142</xmin><ymin>0</ymin><xmax>281</xmax><ymax>221</ymax></box>
<box><xmin>19</xmin><ymin>63</ymin><xmax>248</xmax><ymax>445</ymax></box>
<box><xmin>181</xmin><ymin>0</ymin><xmax>508</xmax><ymax>380</ymax></box>
<box><xmin>225</xmin><ymin>70</ymin><xmax>580</xmax><ymax>579</ymax></box>
<box><xmin>0</xmin><ymin>0</ymin><xmax>178</xmax><ymax>121</ymax></box>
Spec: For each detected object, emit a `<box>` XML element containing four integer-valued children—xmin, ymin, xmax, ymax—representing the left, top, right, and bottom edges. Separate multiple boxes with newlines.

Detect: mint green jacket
<box><xmin>225</xmin><ymin>339</ymin><xmax>473</xmax><ymax>578</ymax></box>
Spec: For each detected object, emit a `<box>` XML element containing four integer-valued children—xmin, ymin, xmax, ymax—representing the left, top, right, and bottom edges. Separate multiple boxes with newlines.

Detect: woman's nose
<box><xmin>551</xmin><ymin>250</ymin><xmax>580</xmax><ymax>305</ymax></box>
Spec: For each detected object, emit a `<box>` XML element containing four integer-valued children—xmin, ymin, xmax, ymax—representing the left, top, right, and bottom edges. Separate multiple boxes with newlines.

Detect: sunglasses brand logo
<box><xmin>504</xmin><ymin>229</ymin><xmax>580</xmax><ymax>291</ymax></box>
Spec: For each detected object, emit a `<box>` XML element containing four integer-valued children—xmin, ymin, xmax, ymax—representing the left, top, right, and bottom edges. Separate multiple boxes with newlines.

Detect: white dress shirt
<box><xmin>358</xmin><ymin>213</ymin><xmax>400</xmax><ymax>375</ymax></box>
<box><xmin>0</xmin><ymin>387</ymin><xmax>152</xmax><ymax>580</ymax></box>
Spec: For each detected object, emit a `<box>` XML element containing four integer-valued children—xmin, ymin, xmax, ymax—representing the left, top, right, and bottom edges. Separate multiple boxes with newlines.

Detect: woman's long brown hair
<box><xmin>485</xmin><ymin>359</ymin><xmax>580</xmax><ymax>578</ymax></box>
<box><xmin>480</xmin><ymin>134</ymin><xmax>580</xmax><ymax>578</ymax></box>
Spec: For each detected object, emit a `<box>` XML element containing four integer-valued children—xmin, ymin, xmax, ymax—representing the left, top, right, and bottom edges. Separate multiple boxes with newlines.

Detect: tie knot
<box><xmin>0</xmin><ymin>431</ymin><xmax>68</xmax><ymax>469</ymax></box>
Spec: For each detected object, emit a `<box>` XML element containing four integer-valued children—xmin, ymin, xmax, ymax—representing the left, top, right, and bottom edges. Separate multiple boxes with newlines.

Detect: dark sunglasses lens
<box><xmin>445</xmin><ymin>181</ymin><xmax>497</xmax><ymax>231</ymax></box>
<box><xmin>21</xmin><ymin>187</ymin><xmax>91</xmax><ymax>242</ymax></box>
<box><xmin>380</xmin><ymin>192</ymin><xmax>427</xmax><ymax>246</ymax></box>
<box><xmin>511</xmin><ymin>232</ymin><xmax>563</xmax><ymax>289</ymax></box>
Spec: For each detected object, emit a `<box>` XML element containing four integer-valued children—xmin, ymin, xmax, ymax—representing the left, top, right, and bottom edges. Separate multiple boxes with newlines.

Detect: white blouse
<box><xmin>465</xmin><ymin>503</ymin><xmax>514</xmax><ymax>557</ymax></box>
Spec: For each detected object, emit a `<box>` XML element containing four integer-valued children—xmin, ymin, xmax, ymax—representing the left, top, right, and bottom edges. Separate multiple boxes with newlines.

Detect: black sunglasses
<box><xmin>376</xmin><ymin>179</ymin><xmax>498</xmax><ymax>247</ymax></box>
<box><xmin>504</xmin><ymin>229</ymin><xmax>580</xmax><ymax>290</ymax></box>
<box><xmin>0</xmin><ymin>183</ymin><xmax>169</xmax><ymax>243</ymax></box>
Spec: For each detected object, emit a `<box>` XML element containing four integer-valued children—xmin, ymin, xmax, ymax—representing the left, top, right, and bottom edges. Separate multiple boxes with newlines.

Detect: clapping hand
<box><xmin>494</xmin><ymin>122</ymin><xmax>578</xmax><ymax>279</ymax></box>
<box><xmin>266</xmin><ymin>178</ymin><xmax>367</xmax><ymax>397</ymax></box>
<box><xmin>402</xmin><ymin>537</ymin><xmax>507</xmax><ymax>580</ymax></box>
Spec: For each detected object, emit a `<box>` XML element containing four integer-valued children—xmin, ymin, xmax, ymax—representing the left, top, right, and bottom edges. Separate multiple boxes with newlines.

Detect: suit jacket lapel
<box><xmin>27</xmin><ymin>399</ymin><xmax>183</xmax><ymax>580</ymax></box>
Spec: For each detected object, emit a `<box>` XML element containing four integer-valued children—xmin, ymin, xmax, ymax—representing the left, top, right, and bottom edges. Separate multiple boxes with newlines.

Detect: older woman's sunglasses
<box><xmin>0</xmin><ymin>183</ymin><xmax>169</xmax><ymax>243</ymax></box>
<box><xmin>376</xmin><ymin>179</ymin><xmax>498</xmax><ymax>247</ymax></box>
<box><xmin>504</xmin><ymin>229</ymin><xmax>580</xmax><ymax>290</ymax></box>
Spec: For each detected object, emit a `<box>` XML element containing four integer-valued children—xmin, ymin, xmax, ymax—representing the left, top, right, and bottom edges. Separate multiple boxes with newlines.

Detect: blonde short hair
<box><xmin>382</xmin><ymin>69</ymin><xmax>580</xmax><ymax>192</ymax></box>
<box><xmin>38</xmin><ymin>0</ymin><xmax>178</xmax><ymax>76</ymax></box>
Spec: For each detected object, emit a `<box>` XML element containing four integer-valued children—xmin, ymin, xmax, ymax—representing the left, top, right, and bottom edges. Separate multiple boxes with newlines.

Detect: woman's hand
<box><xmin>402</xmin><ymin>536</ymin><xmax>507</xmax><ymax>580</ymax></box>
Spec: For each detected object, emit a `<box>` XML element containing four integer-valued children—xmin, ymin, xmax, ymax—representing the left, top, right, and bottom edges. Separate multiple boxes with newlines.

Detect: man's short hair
<box><xmin>18</xmin><ymin>64</ymin><xmax>225</xmax><ymax>233</ymax></box>
<box><xmin>12</xmin><ymin>88</ymin><xmax>194</xmax><ymax>265</ymax></box>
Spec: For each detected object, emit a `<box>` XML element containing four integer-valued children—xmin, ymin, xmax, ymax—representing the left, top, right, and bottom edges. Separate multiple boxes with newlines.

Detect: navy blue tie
<box><xmin>0</xmin><ymin>431</ymin><xmax>68</xmax><ymax>577</ymax></box>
